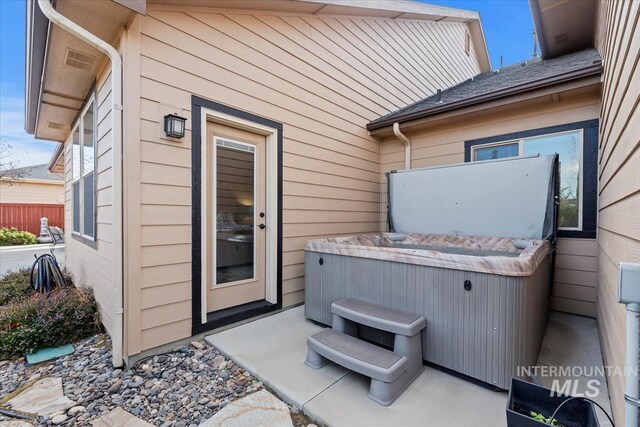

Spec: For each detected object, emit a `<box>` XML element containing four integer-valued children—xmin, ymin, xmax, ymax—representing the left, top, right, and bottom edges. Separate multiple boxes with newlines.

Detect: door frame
<box><xmin>191</xmin><ymin>95</ymin><xmax>282</xmax><ymax>335</ymax></box>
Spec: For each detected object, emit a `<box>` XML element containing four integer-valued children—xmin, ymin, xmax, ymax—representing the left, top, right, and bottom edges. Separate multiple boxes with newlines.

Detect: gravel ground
<box><xmin>0</xmin><ymin>334</ymin><xmax>266</xmax><ymax>426</ymax></box>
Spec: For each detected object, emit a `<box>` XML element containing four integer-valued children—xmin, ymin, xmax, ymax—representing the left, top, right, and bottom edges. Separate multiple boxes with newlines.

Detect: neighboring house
<box><xmin>0</xmin><ymin>163</ymin><xmax>64</xmax><ymax>234</ymax></box>
<box><xmin>23</xmin><ymin>0</ymin><xmax>638</xmax><ymax>423</ymax></box>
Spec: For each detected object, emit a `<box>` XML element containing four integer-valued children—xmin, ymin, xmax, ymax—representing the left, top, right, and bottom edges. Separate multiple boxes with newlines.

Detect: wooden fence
<box><xmin>0</xmin><ymin>204</ymin><xmax>65</xmax><ymax>235</ymax></box>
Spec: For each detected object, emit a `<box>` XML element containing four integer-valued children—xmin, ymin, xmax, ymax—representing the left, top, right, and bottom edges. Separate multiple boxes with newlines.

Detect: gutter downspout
<box><xmin>625</xmin><ymin>303</ymin><xmax>640</xmax><ymax>426</ymax></box>
<box><xmin>618</xmin><ymin>262</ymin><xmax>640</xmax><ymax>425</ymax></box>
<box><xmin>37</xmin><ymin>0</ymin><xmax>124</xmax><ymax>368</ymax></box>
<box><xmin>393</xmin><ymin>122</ymin><xmax>411</xmax><ymax>169</ymax></box>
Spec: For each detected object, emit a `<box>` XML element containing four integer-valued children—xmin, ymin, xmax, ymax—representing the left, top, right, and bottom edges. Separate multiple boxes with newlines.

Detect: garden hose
<box><xmin>132</xmin><ymin>347</ymin><xmax>196</xmax><ymax>378</ymax></box>
<box><xmin>549</xmin><ymin>396</ymin><xmax>615</xmax><ymax>426</ymax></box>
<box><xmin>30</xmin><ymin>254</ymin><xmax>66</xmax><ymax>293</ymax></box>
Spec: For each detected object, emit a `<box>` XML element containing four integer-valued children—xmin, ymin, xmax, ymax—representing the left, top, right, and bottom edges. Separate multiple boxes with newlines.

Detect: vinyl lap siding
<box><xmin>594</xmin><ymin>0</ymin><xmax>640</xmax><ymax>423</ymax></box>
<box><xmin>130</xmin><ymin>7</ymin><xmax>482</xmax><ymax>353</ymax></box>
<box><xmin>64</xmin><ymin>64</ymin><xmax>115</xmax><ymax>335</ymax></box>
<box><xmin>0</xmin><ymin>182</ymin><xmax>64</xmax><ymax>204</ymax></box>
<box><xmin>379</xmin><ymin>91</ymin><xmax>600</xmax><ymax>317</ymax></box>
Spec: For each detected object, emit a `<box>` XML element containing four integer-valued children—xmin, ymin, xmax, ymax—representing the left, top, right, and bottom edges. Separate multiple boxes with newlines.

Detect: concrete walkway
<box><xmin>206</xmin><ymin>306</ymin><xmax>613</xmax><ymax>427</ymax></box>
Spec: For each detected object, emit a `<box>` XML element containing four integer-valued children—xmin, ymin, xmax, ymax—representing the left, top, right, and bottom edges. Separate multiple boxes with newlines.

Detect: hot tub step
<box><xmin>332</xmin><ymin>298</ymin><xmax>426</xmax><ymax>336</ymax></box>
<box><xmin>306</xmin><ymin>329</ymin><xmax>407</xmax><ymax>382</ymax></box>
<box><xmin>306</xmin><ymin>328</ymin><xmax>422</xmax><ymax>405</ymax></box>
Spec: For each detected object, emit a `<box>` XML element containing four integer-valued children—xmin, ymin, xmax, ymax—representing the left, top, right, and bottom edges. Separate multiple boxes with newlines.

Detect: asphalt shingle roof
<box><xmin>10</xmin><ymin>163</ymin><xmax>64</xmax><ymax>181</ymax></box>
<box><xmin>369</xmin><ymin>48</ymin><xmax>602</xmax><ymax>129</ymax></box>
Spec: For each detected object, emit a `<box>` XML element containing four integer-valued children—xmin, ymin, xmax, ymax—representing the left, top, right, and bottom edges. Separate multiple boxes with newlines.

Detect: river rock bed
<box><xmin>0</xmin><ymin>335</ymin><xmax>264</xmax><ymax>426</ymax></box>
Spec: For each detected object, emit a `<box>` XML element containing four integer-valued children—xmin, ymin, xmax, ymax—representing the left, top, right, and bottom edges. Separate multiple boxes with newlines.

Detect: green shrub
<box><xmin>0</xmin><ymin>228</ymin><xmax>37</xmax><ymax>246</ymax></box>
<box><xmin>0</xmin><ymin>267</ymin><xmax>73</xmax><ymax>306</ymax></box>
<box><xmin>0</xmin><ymin>287</ymin><xmax>102</xmax><ymax>359</ymax></box>
<box><xmin>0</xmin><ymin>268</ymin><xmax>33</xmax><ymax>306</ymax></box>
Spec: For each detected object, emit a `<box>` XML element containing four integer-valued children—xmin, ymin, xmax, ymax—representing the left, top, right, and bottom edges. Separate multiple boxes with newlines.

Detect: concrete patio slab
<box><xmin>305</xmin><ymin>368</ymin><xmax>507</xmax><ymax>427</ymax></box>
<box><xmin>206</xmin><ymin>306</ymin><xmax>613</xmax><ymax>427</ymax></box>
<box><xmin>205</xmin><ymin>306</ymin><xmax>348</xmax><ymax>408</ymax></box>
<box><xmin>535</xmin><ymin>312</ymin><xmax>613</xmax><ymax>426</ymax></box>
<box><xmin>537</xmin><ymin>312</ymin><xmax>604</xmax><ymax>370</ymax></box>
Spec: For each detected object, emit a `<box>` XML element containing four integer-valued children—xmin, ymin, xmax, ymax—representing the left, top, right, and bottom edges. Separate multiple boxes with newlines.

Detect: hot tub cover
<box><xmin>388</xmin><ymin>155</ymin><xmax>558</xmax><ymax>240</ymax></box>
<box><xmin>306</xmin><ymin>233</ymin><xmax>550</xmax><ymax>277</ymax></box>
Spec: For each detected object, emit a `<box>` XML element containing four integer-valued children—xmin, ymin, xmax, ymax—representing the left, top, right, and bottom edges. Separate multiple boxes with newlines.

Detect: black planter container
<box><xmin>507</xmin><ymin>378</ymin><xmax>600</xmax><ymax>427</ymax></box>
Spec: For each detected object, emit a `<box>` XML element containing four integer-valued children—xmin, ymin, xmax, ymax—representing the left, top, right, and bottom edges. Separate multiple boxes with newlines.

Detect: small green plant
<box><xmin>0</xmin><ymin>228</ymin><xmax>37</xmax><ymax>246</ymax></box>
<box><xmin>0</xmin><ymin>287</ymin><xmax>102</xmax><ymax>359</ymax></box>
<box><xmin>530</xmin><ymin>411</ymin><xmax>561</xmax><ymax>426</ymax></box>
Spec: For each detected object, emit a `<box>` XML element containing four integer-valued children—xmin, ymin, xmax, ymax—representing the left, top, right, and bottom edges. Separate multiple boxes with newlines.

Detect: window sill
<box><xmin>557</xmin><ymin>229</ymin><xmax>596</xmax><ymax>239</ymax></box>
<box><xmin>71</xmin><ymin>232</ymin><xmax>98</xmax><ymax>249</ymax></box>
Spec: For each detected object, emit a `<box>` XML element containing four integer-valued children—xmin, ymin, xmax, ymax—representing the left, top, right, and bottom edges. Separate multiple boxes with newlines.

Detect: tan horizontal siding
<box><xmin>550</xmin><ymin>238</ymin><xmax>597</xmax><ymax>317</ymax></box>
<box><xmin>127</xmin><ymin>5</ymin><xmax>483</xmax><ymax>354</ymax></box>
<box><xmin>594</xmin><ymin>0</ymin><xmax>640</xmax><ymax>423</ymax></box>
<box><xmin>64</xmin><ymin>62</ymin><xmax>115</xmax><ymax>336</ymax></box>
<box><xmin>0</xmin><ymin>182</ymin><xmax>64</xmax><ymax>204</ymax></box>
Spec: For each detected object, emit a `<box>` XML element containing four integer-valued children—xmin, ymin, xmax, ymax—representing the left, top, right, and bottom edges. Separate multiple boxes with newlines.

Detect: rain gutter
<box><xmin>368</xmin><ymin>63</ymin><xmax>602</xmax><ymax>132</ymax></box>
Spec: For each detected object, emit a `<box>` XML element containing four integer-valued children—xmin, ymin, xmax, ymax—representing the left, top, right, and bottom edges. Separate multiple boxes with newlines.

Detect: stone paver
<box><xmin>6</xmin><ymin>377</ymin><xmax>76</xmax><ymax>417</ymax></box>
<box><xmin>0</xmin><ymin>421</ymin><xmax>35</xmax><ymax>427</ymax></box>
<box><xmin>90</xmin><ymin>407</ymin><xmax>153</xmax><ymax>426</ymax></box>
<box><xmin>199</xmin><ymin>390</ymin><xmax>293</xmax><ymax>427</ymax></box>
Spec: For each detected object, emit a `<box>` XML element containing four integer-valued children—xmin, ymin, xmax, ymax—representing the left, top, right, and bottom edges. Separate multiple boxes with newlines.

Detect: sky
<box><xmin>1</xmin><ymin>0</ymin><xmax>56</xmax><ymax>169</ymax></box>
<box><xmin>0</xmin><ymin>0</ymin><xmax>535</xmax><ymax>169</ymax></box>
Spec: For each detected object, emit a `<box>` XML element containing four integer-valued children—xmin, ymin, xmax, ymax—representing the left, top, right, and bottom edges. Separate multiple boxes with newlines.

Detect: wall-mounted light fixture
<box><xmin>163</xmin><ymin>113</ymin><xmax>186</xmax><ymax>139</ymax></box>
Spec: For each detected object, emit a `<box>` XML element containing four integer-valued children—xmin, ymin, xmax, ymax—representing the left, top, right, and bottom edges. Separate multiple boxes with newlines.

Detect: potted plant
<box><xmin>506</xmin><ymin>378</ymin><xmax>604</xmax><ymax>427</ymax></box>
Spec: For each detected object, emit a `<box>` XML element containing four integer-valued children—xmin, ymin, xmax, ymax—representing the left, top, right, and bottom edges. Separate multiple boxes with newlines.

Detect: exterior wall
<box><xmin>379</xmin><ymin>90</ymin><xmax>601</xmax><ymax>317</ymax></box>
<box><xmin>0</xmin><ymin>181</ymin><xmax>64</xmax><ymax>204</ymax></box>
<box><xmin>594</xmin><ymin>1</ymin><xmax>640</xmax><ymax>423</ymax></box>
<box><xmin>125</xmin><ymin>6</ymin><xmax>483</xmax><ymax>355</ymax></box>
<box><xmin>63</xmin><ymin>58</ymin><xmax>115</xmax><ymax>336</ymax></box>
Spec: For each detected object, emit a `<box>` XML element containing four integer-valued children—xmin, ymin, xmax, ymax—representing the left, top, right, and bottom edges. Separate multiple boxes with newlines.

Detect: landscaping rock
<box><xmin>51</xmin><ymin>414</ymin><xmax>68</xmax><ymax>424</ymax></box>
<box><xmin>68</xmin><ymin>405</ymin><xmax>86</xmax><ymax>416</ymax></box>
<box><xmin>0</xmin><ymin>335</ymin><xmax>263</xmax><ymax>426</ymax></box>
<box><xmin>191</xmin><ymin>341</ymin><xmax>205</xmax><ymax>350</ymax></box>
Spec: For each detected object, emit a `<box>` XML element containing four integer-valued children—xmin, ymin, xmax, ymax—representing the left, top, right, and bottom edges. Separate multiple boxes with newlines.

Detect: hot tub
<box><xmin>304</xmin><ymin>155</ymin><xmax>559</xmax><ymax>390</ymax></box>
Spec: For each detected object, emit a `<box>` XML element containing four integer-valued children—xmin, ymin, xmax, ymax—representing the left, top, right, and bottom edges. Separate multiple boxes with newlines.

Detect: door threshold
<box><xmin>194</xmin><ymin>299</ymin><xmax>278</xmax><ymax>334</ymax></box>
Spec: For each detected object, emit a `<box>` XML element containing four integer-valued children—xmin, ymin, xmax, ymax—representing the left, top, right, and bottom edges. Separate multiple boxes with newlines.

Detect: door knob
<box><xmin>258</xmin><ymin>223</ymin><xmax>266</xmax><ymax>229</ymax></box>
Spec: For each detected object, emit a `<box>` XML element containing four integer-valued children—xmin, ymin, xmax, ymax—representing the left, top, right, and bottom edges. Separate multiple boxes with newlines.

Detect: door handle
<box><xmin>258</xmin><ymin>223</ymin><xmax>266</xmax><ymax>230</ymax></box>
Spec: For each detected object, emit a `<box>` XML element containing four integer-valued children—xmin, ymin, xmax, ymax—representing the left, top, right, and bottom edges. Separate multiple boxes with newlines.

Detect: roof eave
<box><xmin>25</xmin><ymin>0</ymin><xmax>49</xmax><ymax>135</ymax></box>
<box><xmin>467</xmin><ymin>17</ymin><xmax>491</xmax><ymax>72</ymax></box>
<box><xmin>47</xmin><ymin>142</ymin><xmax>65</xmax><ymax>172</ymax></box>
<box><xmin>367</xmin><ymin>63</ymin><xmax>602</xmax><ymax>132</ymax></box>
<box><xmin>528</xmin><ymin>0</ymin><xmax>548</xmax><ymax>60</ymax></box>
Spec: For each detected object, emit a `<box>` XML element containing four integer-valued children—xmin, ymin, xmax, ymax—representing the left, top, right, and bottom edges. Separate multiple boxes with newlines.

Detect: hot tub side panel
<box><xmin>304</xmin><ymin>251</ymin><xmax>550</xmax><ymax>389</ymax></box>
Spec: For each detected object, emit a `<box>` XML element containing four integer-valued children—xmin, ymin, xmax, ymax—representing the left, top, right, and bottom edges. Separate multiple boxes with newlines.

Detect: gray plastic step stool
<box><xmin>306</xmin><ymin>298</ymin><xmax>426</xmax><ymax>406</ymax></box>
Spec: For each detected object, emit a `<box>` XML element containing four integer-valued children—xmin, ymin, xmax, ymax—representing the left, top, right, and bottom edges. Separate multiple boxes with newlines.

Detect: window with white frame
<box><xmin>471</xmin><ymin>129</ymin><xmax>583</xmax><ymax>230</ymax></box>
<box><xmin>71</xmin><ymin>96</ymin><xmax>96</xmax><ymax>240</ymax></box>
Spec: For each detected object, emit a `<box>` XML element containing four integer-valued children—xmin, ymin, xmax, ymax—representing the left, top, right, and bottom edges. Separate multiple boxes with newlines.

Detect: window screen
<box><xmin>70</xmin><ymin>96</ymin><xmax>97</xmax><ymax>240</ymax></box>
